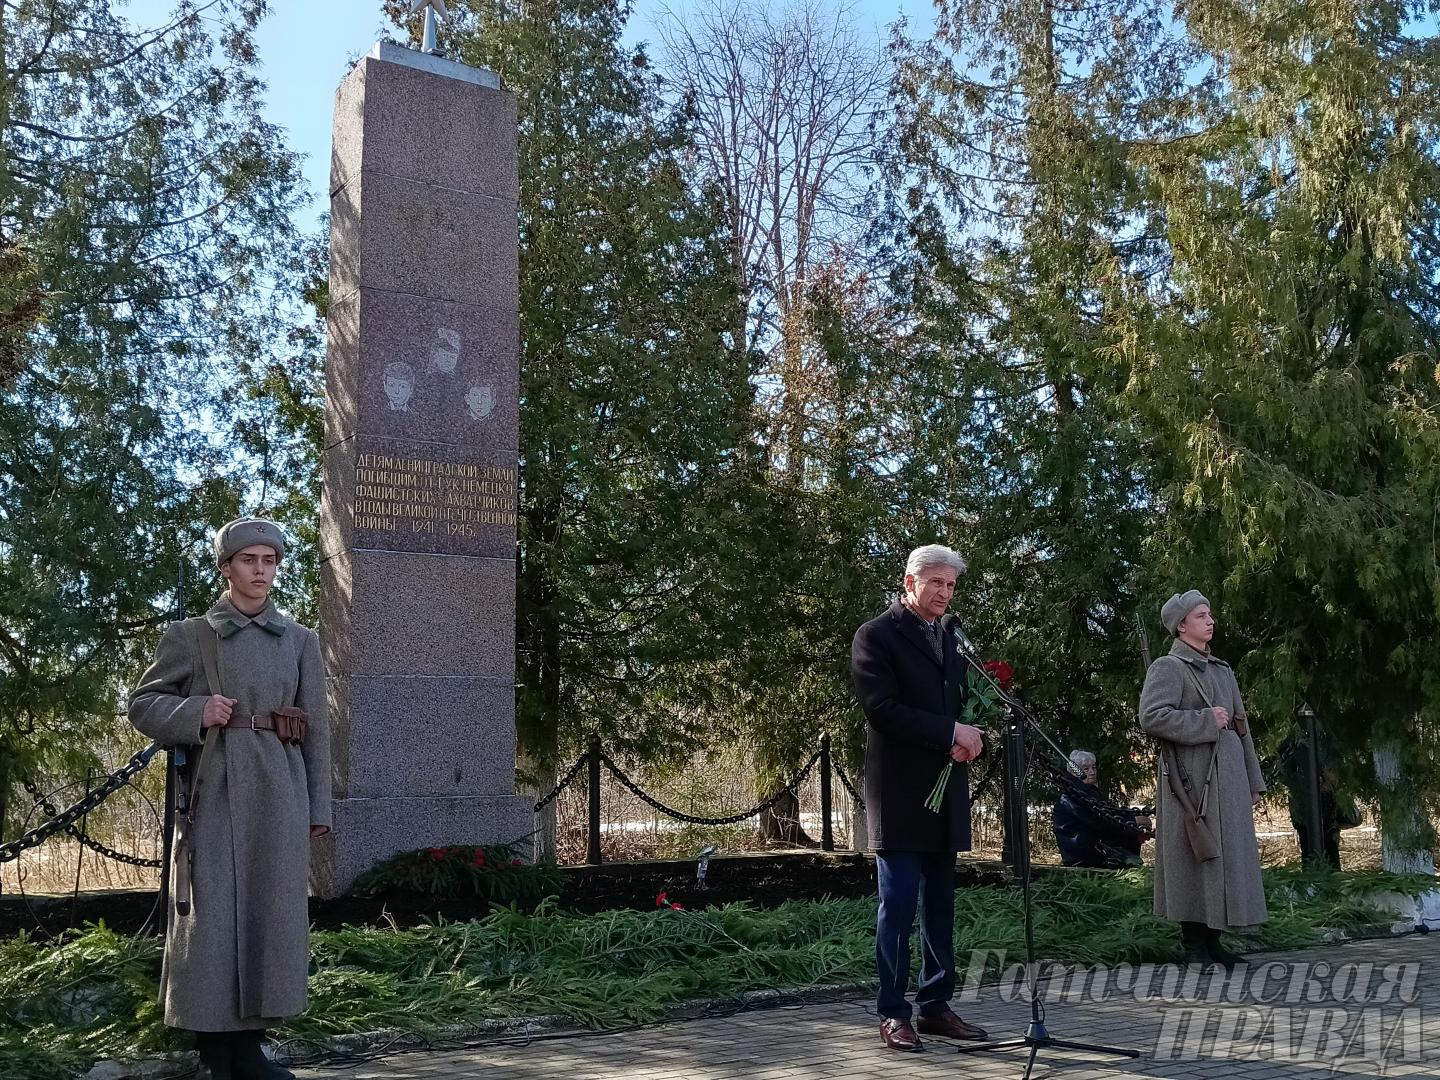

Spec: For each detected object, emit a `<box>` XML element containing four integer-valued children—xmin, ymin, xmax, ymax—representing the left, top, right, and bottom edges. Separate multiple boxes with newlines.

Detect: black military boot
<box><xmin>194</xmin><ymin>1031</ymin><xmax>233</xmax><ymax>1080</ymax></box>
<box><xmin>1179</xmin><ymin>921</ymin><xmax>1212</xmax><ymax>966</ymax></box>
<box><xmin>229</xmin><ymin>1031</ymin><xmax>295</xmax><ymax>1080</ymax></box>
<box><xmin>1205</xmin><ymin>927</ymin><xmax>1245</xmax><ymax>971</ymax></box>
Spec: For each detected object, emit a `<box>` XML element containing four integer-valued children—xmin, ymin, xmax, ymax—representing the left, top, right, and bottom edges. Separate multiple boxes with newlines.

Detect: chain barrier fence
<box><xmin>532</xmin><ymin>751</ymin><xmax>590</xmax><ymax>813</ymax></box>
<box><xmin>1</xmin><ymin>742</ymin><xmax>164</xmax><ymax>867</ymax></box>
<box><xmin>526</xmin><ymin>734</ymin><xmax>1051</xmax><ymax>865</ymax></box>
<box><xmin>1</xmin><ymin>742</ymin><xmax>167</xmax><ymax>938</ymax></box>
<box><xmin>1</xmin><ymin>726</ymin><xmax>1163</xmax><ymax>909</ymax></box>
<box><xmin>17</xmin><ymin>775</ymin><xmax>164</xmax><ymax>869</ymax></box>
<box><xmin>530</xmin><ymin>738</ymin><xmax>855</xmax><ymax>864</ymax></box>
<box><xmin>1</xmin><ymin>736</ymin><xmax>864</xmax><ymax>886</ymax></box>
<box><xmin>1</xmin><ymin>736</ymin><xmax>865</xmax><ymax>880</ymax></box>
<box><xmin>0</xmin><ymin>729</ymin><xmax>1135</xmax><ymax>872</ymax></box>
<box><xmin>599</xmin><ymin>748</ymin><xmax>824</xmax><ymax>827</ymax></box>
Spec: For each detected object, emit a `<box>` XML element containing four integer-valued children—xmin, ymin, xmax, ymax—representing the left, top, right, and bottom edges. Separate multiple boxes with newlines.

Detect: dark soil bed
<box><xmin>0</xmin><ymin>851</ymin><xmax>1045</xmax><ymax>938</ymax></box>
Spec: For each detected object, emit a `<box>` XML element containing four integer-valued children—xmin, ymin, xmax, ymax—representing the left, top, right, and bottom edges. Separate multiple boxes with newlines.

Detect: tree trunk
<box><xmin>520</xmin><ymin>754</ymin><xmax>558</xmax><ymax>863</ymax></box>
<box><xmin>0</xmin><ymin>743</ymin><xmax>9</xmax><ymax>896</ymax></box>
<box><xmin>1373</xmin><ymin>742</ymin><xmax>1436</xmax><ymax>874</ymax></box>
<box><xmin>757</xmin><ymin>787</ymin><xmax>818</xmax><ymax>847</ymax></box>
<box><xmin>518</xmin><ymin>478</ymin><xmax>564</xmax><ymax>862</ymax></box>
<box><xmin>850</xmin><ymin>793</ymin><xmax>869</xmax><ymax>852</ymax></box>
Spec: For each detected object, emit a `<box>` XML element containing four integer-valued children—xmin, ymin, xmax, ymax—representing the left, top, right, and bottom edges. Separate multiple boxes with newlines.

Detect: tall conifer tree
<box><xmin>1117</xmin><ymin>0</ymin><xmax>1440</xmax><ymax>867</ymax></box>
<box><xmin>0</xmin><ymin>0</ymin><xmax>305</xmax><ymax>819</ymax></box>
<box><xmin>886</xmin><ymin>0</ymin><xmax>1179</xmax><ymax>773</ymax></box>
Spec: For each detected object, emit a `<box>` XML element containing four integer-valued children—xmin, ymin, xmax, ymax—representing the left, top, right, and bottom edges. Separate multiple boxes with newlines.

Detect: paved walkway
<box><xmin>295</xmin><ymin>934</ymin><xmax>1438</xmax><ymax>1080</ymax></box>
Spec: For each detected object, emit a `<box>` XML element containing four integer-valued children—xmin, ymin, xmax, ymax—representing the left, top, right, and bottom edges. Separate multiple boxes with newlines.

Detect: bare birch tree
<box><xmin>660</xmin><ymin>0</ymin><xmax>889</xmax><ymax>482</ymax></box>
<box><xmin>659</xmin><ymin>1</ymin><xmax>891</xmax><ymax>845</ymax></box>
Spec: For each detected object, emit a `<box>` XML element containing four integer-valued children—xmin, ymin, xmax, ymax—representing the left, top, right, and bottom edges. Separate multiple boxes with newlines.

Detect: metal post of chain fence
<box><xmin>1300</xmin><ymin>701</ymin><xmax>1325</xmax><ymax>868</ymax></box>
<box><xmin>70</xmin><ymin>769</ymin><xmax>93</xmax><ymax>927</ymax></box>
<box><xmin>819</xmin><ymin>733</ymin><xmax>834</xmax><ymax>852</ymax></box>
<box><xmin>586</xmin><ymin>737</ymin><xmax>602</xmax><ymax>865</ymax></box>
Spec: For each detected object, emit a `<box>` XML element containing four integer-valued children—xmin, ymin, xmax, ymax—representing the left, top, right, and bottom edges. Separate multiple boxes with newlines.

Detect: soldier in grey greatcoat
<box><xmin>129</xmin><ymin>518</ymin><xmax>331</xmax><ymax>1080</ymax></box>
<box><xmin>1139</xmin><ymin>590</ymin><xmax>1266</xmax><ymax>968</ymax></box>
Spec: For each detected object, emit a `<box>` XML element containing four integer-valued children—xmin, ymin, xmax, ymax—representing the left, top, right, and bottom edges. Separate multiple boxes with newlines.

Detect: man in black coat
<box><xmin>851</xmin><ymin>544</ymin><xmax>987</xmax><ymax>1052</ymax></box>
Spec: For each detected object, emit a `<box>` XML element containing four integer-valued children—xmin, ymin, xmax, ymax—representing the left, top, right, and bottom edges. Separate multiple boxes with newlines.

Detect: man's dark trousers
<box><xmin>875</xmin><ymin>849</ymin><xmax>956</xmax><ymax>1020</ymax></box>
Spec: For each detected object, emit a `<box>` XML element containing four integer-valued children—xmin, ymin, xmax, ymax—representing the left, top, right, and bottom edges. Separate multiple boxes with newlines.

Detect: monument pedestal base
<box><xmin>313</xmin><ymin>794</ymin><xmax>534</xmax><ymax>898</ymax></box>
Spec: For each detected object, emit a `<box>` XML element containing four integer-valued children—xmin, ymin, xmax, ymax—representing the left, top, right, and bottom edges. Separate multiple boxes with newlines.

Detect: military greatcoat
<box><xmin>1139</xmin><ymin>640</ymin><xmax>1267</xmax><ymax>932</ymax></box>
<box><xmin>129</xmin><ymin>596</ymin><xmax>331</xmax><ymax>1031</ymax></box>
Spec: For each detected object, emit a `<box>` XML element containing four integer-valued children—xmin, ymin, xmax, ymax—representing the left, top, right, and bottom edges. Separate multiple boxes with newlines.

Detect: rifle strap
<box><xmin>1175</xmin><ymin>657</ymin><xmax>1221</xmax><ymax>722</ymax></box>
<box><xmin>1177</xmin><ymin>654</ymin><xmax>1248</xmax><ymax>739</ymax></box>
<box><xmin>187</xmin><ymin>619</ymin><xmax>224</xmax><ymax>827</ymax></box>
<box><xmin>174</xmin><ymin>619</ymin><xmax>224</xmax><ymax>917</ymax></box>
<box><xmin>1159</xmin><ymin>656</ymin><xmax>1217</xmax><ymax>816</ymax></box>
<box><xmin>197</xmin><ymin>618</ymin><xmax>223</xmax><ymax>699</ymax></box>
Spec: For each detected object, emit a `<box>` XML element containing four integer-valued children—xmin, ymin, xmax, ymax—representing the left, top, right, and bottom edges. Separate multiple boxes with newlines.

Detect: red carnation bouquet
<box><xmin>982</xmin><ymin>659</ymin><xmax>1015</xmax><ymax>693</ymax></box>
<box><xmin>924</xmin><ymin>661</ymin><xmax>1011</xmax><ymax>813</ymax></box>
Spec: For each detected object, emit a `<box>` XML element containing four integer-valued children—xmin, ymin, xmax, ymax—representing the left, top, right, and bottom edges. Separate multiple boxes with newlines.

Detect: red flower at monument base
<box><xmin>511</xmin><ymin>858</ymin><xmax>523</xmax><ymax>867</ymax></box>
<box><xmin>425</xmin><ymin>847</ymin><xmax>445</xmax><ymax>861</ymax></box>
<box><xmin>655</xmin><ymin>891</ymin><xmax>669</xmax><ymax>907</ymax></box>
<box><xmin>668</xmin><ymin>902</ymin><xmax>684</xmax><ymax>910</ymax></box>
<box><xmin>982</xmin><ymin>659</ymin><xmax>1015</xmax><ymax>693</ymax></box>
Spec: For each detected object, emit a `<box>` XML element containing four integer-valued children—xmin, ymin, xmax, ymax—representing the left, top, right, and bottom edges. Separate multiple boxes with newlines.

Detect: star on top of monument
<box><xmin>409</xmin><ymin>0</ymin><xmax>449</xmax><ymax>55</ymax></box>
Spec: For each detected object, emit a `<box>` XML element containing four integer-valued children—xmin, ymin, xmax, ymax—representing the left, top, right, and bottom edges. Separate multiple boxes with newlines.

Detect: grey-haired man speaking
<box><xmin>851</xmin><ymin>544</ymin><xmax>987</xmax><ymax>1051</ymax></box>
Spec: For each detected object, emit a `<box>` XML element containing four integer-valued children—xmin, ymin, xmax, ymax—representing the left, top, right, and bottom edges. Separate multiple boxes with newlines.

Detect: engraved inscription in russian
<box><xmin>353</xmin><ymin>452</ymin><xmax>517</xmax><ymax>538</ymax></box>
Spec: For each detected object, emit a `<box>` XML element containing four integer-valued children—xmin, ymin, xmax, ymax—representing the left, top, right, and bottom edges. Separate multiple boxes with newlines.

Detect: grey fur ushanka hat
<box><xmin>1160</xmin><ymin>589</ymin><xmax>1209</xmax><ymax>635</ymax></box>
<box><xmin>213</xmin><ymin>517</ymin><xmax>286</xmax><ymax>566</ymax></box>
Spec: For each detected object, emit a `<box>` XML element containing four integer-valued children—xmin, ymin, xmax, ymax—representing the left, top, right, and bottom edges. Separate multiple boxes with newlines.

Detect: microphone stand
<box><xmin>946</xmin><ymin>622</ymin><xmax>1139</xmax><ymax>1080</ymax></box>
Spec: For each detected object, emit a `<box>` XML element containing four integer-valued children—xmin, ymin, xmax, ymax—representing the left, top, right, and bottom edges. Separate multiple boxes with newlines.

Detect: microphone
<box><xmin>941</xmin><ymin>616</ymin><xmax>1074</xmax><ymax>768</ymax></box>
<box><xmin>941</xmin><ymin>613</ymin><xmax>980</xmax><ymax>659</ymax></box>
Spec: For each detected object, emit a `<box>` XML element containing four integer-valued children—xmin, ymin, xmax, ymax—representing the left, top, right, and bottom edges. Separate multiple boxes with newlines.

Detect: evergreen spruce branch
<box><xmin>8</xmin><ymin>1</ymin><xmax>233</xmax><ymax>82</ymax></box>
<box><xmin>0</xmin><ymin>870</ymin><xmax>1417</xmax><ymax>1079</ymax></box>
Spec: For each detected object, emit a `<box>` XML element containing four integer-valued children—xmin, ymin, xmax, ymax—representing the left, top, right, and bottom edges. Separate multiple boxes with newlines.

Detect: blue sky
<box><xmin>121</xmin><ymin>0</ymin><xmax>932</xmax><ymax>230</ymax></box>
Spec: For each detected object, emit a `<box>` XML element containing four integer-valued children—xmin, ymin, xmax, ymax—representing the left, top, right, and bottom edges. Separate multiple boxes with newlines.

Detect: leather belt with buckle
<box><xmin>222</xmin><ymin>713</ymin><xmax>277</xmax><ymax>733</ymax></box>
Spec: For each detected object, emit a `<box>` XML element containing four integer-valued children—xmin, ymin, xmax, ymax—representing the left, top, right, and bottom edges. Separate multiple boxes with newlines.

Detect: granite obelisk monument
<box><xmin>314</xmin><ymin>22</ymin><xmax>531</xmax><ymax>896</ymax></box>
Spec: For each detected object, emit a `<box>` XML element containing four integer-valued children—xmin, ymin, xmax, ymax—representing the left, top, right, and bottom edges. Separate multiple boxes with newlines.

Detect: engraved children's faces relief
<box><xmin>430</xmin><ymin>327</ymin><xmax>461</xmax><ymax>373</ymax></box>
<box><xmin>379</xmin><ymin>327</ymin><xmax>495</xmax><ymax>423</ymax></box>
<box><xmin>465</xmin><ymin>382</ymin><xmax>494</xmax><ymax>420</ymax></box>
<box><xmin>384</xmin><ymin>361</ymin><xmax>415</xmax><ymax>411</ymax></box>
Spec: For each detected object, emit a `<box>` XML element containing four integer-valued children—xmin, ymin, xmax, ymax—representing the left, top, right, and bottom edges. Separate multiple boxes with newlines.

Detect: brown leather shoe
<box><xmin>879</xmin><ymin>1018</ymin><xmax>923</xmax><ymax>1051</ymax></box>
<box><xmin>916</xmin><ymin>1006</ymin><xmax>988</xmax><ymax>1041</ymax></box>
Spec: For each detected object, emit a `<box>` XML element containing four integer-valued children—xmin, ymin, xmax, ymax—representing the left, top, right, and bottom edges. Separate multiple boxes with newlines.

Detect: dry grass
<box><xmin>547</xmin><ymin>749</ymin><xmax>1395</xmax><ymax>871</ymax></box>
<box><xmin>1</xmin><ymin>840</ymin><xmax>161</xmax><ymax>896</ymax></box>
<box><xmin>1</xmin><ymin>745</ymin><xmax>1400</xmax><ymax>896</ymax></box>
